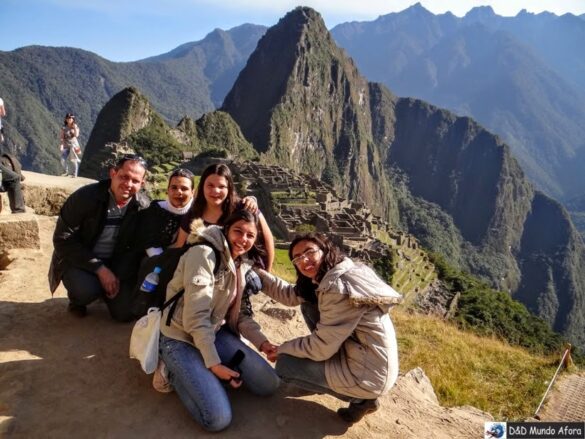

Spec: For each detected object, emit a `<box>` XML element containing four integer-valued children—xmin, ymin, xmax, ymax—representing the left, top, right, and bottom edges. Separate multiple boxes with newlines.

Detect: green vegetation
<box><xmin>272</xmin><ymin>248</ymin><xmax>296</xmax><ymax>282</ymax></box>
<box><xmin>394</xmin><ymin>308</ymin><xmax>560</xmax><ymax>420</ymax></box>
<box><xmin>429</xmin><ymin>252</ymin><xmax>565</xmax><ymax>355</ymax></box>
<box><xmin>295</xmin><ymin>224</ymin><xmax>316</xmax><ymax>233</ymax></box>
<box><xmin>127</xmin><ymin>118</ymin><xmax>183</xmax><ymax>166</ymax></box>
<box><xmin>372</xmin><ymin>256</ymin><xmax>395</xmax><ymax>284</ymax></box>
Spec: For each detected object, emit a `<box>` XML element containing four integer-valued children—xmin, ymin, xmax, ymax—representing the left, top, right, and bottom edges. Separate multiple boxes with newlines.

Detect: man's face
<box><xmin>109</xmin><ymin>161</ymin><xmax>146</xmax><ymax>204</ymax></box>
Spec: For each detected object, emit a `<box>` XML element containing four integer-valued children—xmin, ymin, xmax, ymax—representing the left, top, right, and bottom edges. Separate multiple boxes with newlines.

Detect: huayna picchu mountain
<box><xmin>223</xmin><ymin>7</ymin><xmax>585</xmax><ymax>349</ymax></box>
<box><xmin>79</xmin><ymin>86</ymin><xmax>256</xmax><ymax>179</ymax></box>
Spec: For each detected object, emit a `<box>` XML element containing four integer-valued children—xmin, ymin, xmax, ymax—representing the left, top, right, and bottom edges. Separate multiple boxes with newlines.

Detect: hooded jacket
<box><xmin>160</xmin><ymin>219</ymin><xmax>268</xmax><ymax>368</ymax></box>
<box><xmin>258</xmin><ymin>258</ymin><xmax>402</xmax><ymax>399</ymax></box>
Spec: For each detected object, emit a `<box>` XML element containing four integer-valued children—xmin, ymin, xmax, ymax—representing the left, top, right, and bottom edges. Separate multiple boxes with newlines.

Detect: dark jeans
<box><xmin>62</xmin><ymin>266</ymin><xmax>136</xmax><ymax>321</ymax></box>
<box><xmin>0</xmin><ymin>162</ymin><xmax>25</xmax><ymax>213</ymax></box>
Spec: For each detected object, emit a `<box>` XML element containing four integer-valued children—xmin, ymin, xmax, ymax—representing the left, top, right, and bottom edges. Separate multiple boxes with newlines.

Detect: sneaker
<box><xmin>337</xmin><ymin>398</ymin><xmax>380</xmax><ymax>424</ymax></box>
<box><xmin>67</xmin><ymin>303</ymin><xmax>87</xmax><ymax>318</ymax></box>
<box><xmin>152</xmin><ymin>360</ymin><xmax>173</xmax><ymax>393</ymax></box>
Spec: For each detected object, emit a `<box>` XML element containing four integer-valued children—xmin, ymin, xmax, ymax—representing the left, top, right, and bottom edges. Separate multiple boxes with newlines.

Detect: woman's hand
<box><xmin>241</xmin><ymin>196</ymin><xmax>259</xmax><ymax>214</ymax></box>
<box><xmin>260</xmin><ymin>341</ymin><xmax>279</xmax><ymax>362</ymax></box>
<box><xmin>210</xmin><ymin>364</ymin><xmax>242</xmax><ymax>388</ymax></box>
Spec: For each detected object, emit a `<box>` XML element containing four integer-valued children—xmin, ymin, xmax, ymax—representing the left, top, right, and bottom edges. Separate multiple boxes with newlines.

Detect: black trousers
<box><xmin>62</xmin><ymin>266</ymin><xmax>136</xmax><ymax>322</ymax></box>
<box><xmin>0</xmin><ymin>162</ymin><xmax>25</xmax><ymax>213</ymax></box>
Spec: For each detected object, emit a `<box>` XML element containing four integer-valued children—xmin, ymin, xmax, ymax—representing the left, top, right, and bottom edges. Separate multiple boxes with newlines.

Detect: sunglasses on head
<box><xmin>115</xmin><ymin>153</ymin><xmax>148</xmax><ymax>169</ymax></box>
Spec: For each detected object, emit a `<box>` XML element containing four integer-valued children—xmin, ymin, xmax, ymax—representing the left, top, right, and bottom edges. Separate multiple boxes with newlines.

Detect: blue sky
<box><xmin>1</xmin><ymin>0</ymin><xmax>584</xmax><ymax>61</ymax></box>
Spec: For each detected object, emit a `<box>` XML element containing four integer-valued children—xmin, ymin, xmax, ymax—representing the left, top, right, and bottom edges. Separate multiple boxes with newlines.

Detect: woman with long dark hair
<box><xmin>173</xmin><ymin>163</ymin><xmax>274</xmax><ymax>271</ymax></box>
<box><xmin>159</xmin><ymin>209</ymin><xmax>279</xmax><ymax>431</ymax></box>
<box><xmin>256</xmin><ymin>232</ymin><xmax>402</xmax><ymax>424</ymax></box>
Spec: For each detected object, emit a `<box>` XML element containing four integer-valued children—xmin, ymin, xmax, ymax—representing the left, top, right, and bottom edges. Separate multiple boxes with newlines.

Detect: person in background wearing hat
<box><xmin>59</xmin><ymin>113</ymin><xmax>81</xmax><ymax>177</ymax></box>
<box><xmin>48</xmin><ymin>155</ymin><xmax>149</xmax><ymax>320</ymax></box>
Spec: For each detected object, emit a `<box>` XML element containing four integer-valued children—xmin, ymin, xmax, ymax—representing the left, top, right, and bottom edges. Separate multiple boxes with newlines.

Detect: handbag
<box><xmin>128</xmin><ymin>288</ymin><xmax>186</xmax><ymax>374</ymax></box>
<box><xmin>129</xmin><ymin>307</ymin><xmax>161</xmax><ymax>374</ymax></box>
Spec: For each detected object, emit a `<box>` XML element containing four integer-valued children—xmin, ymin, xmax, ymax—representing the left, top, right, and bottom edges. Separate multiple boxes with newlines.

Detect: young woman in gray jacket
<box><xmin>256</xmin><ymin>233</ymin><xmax>402</xmax><ymax>424</ymax></box>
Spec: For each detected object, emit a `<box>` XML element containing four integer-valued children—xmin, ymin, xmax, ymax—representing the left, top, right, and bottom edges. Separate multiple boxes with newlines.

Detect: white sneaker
<box><xmin>152</xmin><ymin>360</ymin><xmax>173</xmax><ymax>393</ymax></box>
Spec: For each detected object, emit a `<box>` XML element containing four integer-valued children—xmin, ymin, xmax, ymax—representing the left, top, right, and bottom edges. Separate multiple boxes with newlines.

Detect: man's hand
<box><xmin>96</xmin><ymin>266</ymin><xmax>120</xmax><ymax>298</ymax></box>
<box><xmin>210</xmin><ymin>364</ymin><xmax>242</xmax><ymax>388</ymax></box>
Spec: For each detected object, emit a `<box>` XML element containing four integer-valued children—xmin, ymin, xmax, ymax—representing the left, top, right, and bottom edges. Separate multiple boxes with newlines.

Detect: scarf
<box><xmin>158</xmin><ymin>198</ymin><xmax>193</xmax><ymax>216</ymax></box>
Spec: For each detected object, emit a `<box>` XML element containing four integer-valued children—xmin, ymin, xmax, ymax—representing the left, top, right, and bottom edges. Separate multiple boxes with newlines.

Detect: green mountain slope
<box><xmin>0</xmin><ymin>24</ymin><xmax>265</xmax><ymax>174</ymax></box>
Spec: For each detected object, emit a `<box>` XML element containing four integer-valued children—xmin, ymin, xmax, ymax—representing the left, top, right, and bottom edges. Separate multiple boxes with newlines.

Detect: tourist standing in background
<box><xmin>0</xmin><ymin>97</ymin><xmax>6</xmax><ymax>144</ymax></box>
<box><xmin>60</xmin><ymin>113</ymin><xmax>81</xmax><ymax>177</ymax></box>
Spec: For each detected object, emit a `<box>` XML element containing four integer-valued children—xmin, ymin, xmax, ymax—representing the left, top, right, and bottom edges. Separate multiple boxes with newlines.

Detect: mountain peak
<box><xmin>403</xmin><ymin>2</ymin><xmax>432</xmax><ymax>17</ymax></box>
<box><xmin>221</xmin><ymin>6</ymin><xmax>335</xmax><ymax>152</ymax></box>
<box><xmin>464</xmin><ymin>6</ymin><xmax>496</xmax><ymax>21</ymax></box>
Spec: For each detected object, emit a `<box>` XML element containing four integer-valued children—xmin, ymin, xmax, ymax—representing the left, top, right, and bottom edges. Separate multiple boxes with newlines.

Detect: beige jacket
<box><xmin>160</xmin><ymin>220</ymin><xmax>268</xmax><ymax>368</ymax></box>
<box><xmin>258</xmin><ymin>258</ymin><xmax>401</xmax><ymax>399</ymax></box>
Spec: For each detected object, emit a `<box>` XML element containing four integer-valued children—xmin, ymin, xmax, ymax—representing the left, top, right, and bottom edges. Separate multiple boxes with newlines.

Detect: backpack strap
<box><xmin>163</xmin><ymin>240</ymin><xmax>222</xmax><ymax>326</ymax></box>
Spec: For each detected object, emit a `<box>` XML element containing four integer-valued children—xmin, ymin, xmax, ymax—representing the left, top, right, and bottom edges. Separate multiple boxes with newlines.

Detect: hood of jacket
<box><xmin>185</xmin><ymin>218</ymin><xmax>230</xmax><ymax>266</ymax></box>
<box><xmin>318</xmin><ymin>258</ymin><xmax>403</xmax><ymax>309</ymax></box>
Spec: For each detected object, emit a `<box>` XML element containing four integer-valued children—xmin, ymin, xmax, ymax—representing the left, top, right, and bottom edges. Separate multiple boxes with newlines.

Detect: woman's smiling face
<box><xmin>291</xmin><ymin>240</ymin><xmax>324</xmax><ymax>280</ymax></box>
<box><xmin>167</xmin><ymin>176</ymin><xmax>194</xmax><ymax>208</ymax></box>
<box><xmin>227</xmin><ymin>219</ymin><xmax>258</xmax><ymax>259</ymax></box>
<box><xmin>203</xmin><ymin>174</ymin><xmax>229</xmax><ymax>208</ymax></box>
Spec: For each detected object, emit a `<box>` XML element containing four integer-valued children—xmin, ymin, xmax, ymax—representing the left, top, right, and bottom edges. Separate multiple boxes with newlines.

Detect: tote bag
<box><xmin>129</xmin><ymin>307</ymin><xmax>161</xmax><ymax>374</ymax></box>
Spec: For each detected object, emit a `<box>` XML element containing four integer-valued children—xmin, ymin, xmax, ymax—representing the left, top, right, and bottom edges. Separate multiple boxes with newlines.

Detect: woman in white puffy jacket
<box><xmin>256</xmin><ymin>232</ymin><xmax>402</xmax><ymax>424</ymax></box>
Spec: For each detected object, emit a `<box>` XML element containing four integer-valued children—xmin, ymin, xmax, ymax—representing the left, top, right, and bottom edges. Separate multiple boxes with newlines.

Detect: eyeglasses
<box><xmin>115</xmin><ymin>154</ymin><xmax>148</xmax><ymax>169</ymax></box>
<box><xmin>291</xmin><ymin>247</ymin><xmax>322</xmax><ymax>267</ymax></box>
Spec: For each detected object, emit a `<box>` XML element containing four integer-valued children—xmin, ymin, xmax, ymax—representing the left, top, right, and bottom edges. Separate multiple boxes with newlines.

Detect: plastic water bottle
<box><xmin>140</xmin><ymin>266</ymin><xmax>162</xmax><ymax>293</ymax></box>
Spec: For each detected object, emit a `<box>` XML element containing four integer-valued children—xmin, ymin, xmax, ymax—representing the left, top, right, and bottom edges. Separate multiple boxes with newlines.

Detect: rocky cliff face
<box><xmin>79</xmin><ymin>88</ymin><xmax>257</xmax><ymax>179</ymax></box>
<box><xmin>79</xmin><ymin>87</ymin><xmax>157</xmax><ymax>179</ymax></box>
<box><xmin>223</xmin><ymin>7</ymin><xmax>585</xmax><ymax>349</ymax></box>
<box><xmin>222</xmin><ymin>7</ymin><xmax>396</xmax><ymax>220</ymax></box>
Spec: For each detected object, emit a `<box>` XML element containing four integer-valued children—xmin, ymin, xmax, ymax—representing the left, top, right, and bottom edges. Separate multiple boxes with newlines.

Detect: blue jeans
<box><xmin>275</xmin><ymin>302</ymin><xmax>359</xmax><ymax>403</ymax></box>
<box><xmin>160</xmin><ymin>328</ymin><xmax>280</xmax><ymax>432</ymax></box>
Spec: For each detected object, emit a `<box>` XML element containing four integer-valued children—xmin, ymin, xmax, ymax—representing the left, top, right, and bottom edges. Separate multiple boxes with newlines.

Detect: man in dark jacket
<box><xmin>48</xmin><ymin>155</ymin><xmax>149</xmax><ymax>321</ymax></box>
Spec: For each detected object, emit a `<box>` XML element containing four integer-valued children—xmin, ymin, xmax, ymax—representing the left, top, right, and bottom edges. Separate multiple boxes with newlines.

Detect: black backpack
<box><xmin>131</xmin><ymin>241</ymin><xmax>221</xmax><ymax>318</ymax></box>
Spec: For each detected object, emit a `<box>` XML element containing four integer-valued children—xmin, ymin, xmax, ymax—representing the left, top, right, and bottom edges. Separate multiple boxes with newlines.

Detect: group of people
<box><xmin>49</xmin><ymin>156</ymin><xmax>401</xmax><ymax>432</ymax></box>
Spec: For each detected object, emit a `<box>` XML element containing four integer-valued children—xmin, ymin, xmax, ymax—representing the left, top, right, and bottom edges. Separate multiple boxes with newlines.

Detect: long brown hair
<box><xmin>223</xmin><ymin>209</ymin><xmax>266</xmax><ymax>265</ymax></box>
<box><xmin>191</xmin><ymin>164</ymin><xmax>237</xmax><ymax>225</ymax></box>
<box><xmin>289</xmin><ymin>233</ymin><xmax>345</xmax><ymax>302</ymax></box>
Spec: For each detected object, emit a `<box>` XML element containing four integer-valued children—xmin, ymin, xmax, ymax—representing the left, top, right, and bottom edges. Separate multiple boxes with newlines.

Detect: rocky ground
<box><xmin>0</xmin><ymin>172</ymin><xmax>492</xmax><ymax>438</ymax></box>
